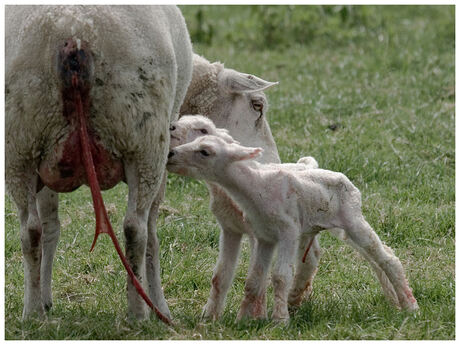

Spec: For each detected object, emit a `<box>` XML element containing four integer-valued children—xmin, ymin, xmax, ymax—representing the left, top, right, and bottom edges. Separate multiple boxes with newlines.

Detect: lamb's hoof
<box><xmin>400</xmin><ymin>287</ymin><xmax>419</xmax><ymax>312</ymax></box>
<box><xmin>236</xmin><ymin>310</ymin><xmax>249</xmax><ymax>322</ymax></box>
<box><xmin>201</xmin><ymin>305</ymin><xmax>220</xmax><ymax>322</ymax></box>
<box><xmin>288</xmin><ymin>294</ymin><xmax>303</xmax><ymax>307</ymax></box>
<box><xmin>272</xmin><ymin>315</ymin><xmax>290</xmax><ymax>324</ymax></box>
<box><xmin>404</xmin><ymin>300</ymin><xmax>419</xmax><ymax>312</ymax></box>
<box><xmin>236</xmin><ymin>309</ymin><xmax>267</xmax><ymax>322</ymax></box>
<box><xmin>271</xmin><ymin>308</ymin><xmax>290</xmax><ymax>323</ymax></box>
<box><xmin>288</xmin><ymin>285</ymin><xmax>312</xmax><ymax>307</ymax></box>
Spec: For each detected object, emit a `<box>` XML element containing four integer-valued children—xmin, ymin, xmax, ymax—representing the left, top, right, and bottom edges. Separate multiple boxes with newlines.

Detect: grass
<box><xmin>4</xmin><ymin>5</ymin><xmax>455</xmax><ymax>340</ymax></box>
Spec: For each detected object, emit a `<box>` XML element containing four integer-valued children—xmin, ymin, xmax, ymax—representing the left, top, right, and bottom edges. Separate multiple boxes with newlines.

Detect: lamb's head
<box><xmin>169</xmin><ymin>115</ymin><xmax>238</xmax><ymax>149</ymax></box>
<box><xmin>180</xmin><ymin>54</ymin><xmax>279</xmax><ymax>152</ymax></box>
<box><xmin>167</xmin><ymin>135</ymin><xmax>263</xmax><ymax>181</ymax></box>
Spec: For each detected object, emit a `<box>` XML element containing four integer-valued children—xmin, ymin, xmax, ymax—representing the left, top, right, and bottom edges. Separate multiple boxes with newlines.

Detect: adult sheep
<box><xmin>5</xmin><ymin>5</ymin><xmax>192</xmax><ymax>321</ymax></box>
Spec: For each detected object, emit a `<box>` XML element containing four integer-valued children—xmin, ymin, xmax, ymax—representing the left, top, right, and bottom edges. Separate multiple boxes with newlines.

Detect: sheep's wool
<box><xmin>180</xmin><ymin>55</ymin><xmax>223</xmax><ymax>116</ymax></box>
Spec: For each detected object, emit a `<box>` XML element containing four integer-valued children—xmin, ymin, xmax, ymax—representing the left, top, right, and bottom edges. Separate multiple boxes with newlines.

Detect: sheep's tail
<box><xmin>58</xmin><ymin>38</ymin><xmax>172</xmax><ymax>325</ymax></box>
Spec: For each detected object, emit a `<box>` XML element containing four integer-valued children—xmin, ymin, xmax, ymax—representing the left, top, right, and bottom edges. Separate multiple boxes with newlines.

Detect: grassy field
<box><xmin>4</xmin><ymin>5</ymin><xmax>455</xmax><ymax>340</ymax></box>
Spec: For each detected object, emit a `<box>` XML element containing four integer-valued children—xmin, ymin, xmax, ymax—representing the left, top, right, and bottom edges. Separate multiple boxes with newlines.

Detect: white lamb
<box><xmin>6</xmin><ymin>5</ymin><xmax>192</xmax><ymax>321</ymax></box>
<box><xmin>169</xmin><ymin>116</ymin><xmax>402</xmax><ymax>313</ymax></box>
<box><xmin>178</xmin><ymin>55</ymin><xmax>325</xmax><ymax>320</ymax></box>
<box><xmin>179</xmin><ymin>57</ymin><xmax>407</xmax><ymax>317</ymax></box>
<box><xmin>167</xmin><ymin>135</ymin><xmax>419</xmax><ymax>321</ymax></box>
<box><xmin>169</xmin><ymin>115</ymin><xmax>319</xmax><ymax>319</ymax></box>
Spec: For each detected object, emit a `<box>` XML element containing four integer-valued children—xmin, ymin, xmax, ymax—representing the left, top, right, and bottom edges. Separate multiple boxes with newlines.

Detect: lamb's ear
<box><xmin>216</xmin><ymin>128</ymin><xmax>240</xmax><ymax>144</ymax></box>
<box><xmin>219</xmin><ymin>69</ymin><xmax>278</xmax><ymax>94</ymax></box>
<box><xmin>229</xmin><ymin>145</ymin><xmax>263</xmax><ymax>161</ymax></box>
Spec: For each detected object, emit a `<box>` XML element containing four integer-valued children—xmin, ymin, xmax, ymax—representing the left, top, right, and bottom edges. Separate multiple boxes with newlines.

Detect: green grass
<box><xmin>4</xmin><ymin>5</ymin><xmax>454</xmax><ymax>340</ymax></box>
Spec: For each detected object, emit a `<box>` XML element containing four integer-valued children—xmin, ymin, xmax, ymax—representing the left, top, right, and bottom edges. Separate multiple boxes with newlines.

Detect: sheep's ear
<box><xmin>219</xmin><ymin>69</ymin><xmax>278</xmax><ymax>94</ymax></box>
<box><xmin>229</xmin><ymin>146</ymin><xmax>263</xmax><ymax>161</ymax></box>
<box><xmin>216</xmin><ymin>128</ymin><xmax>240</xmax><ymax>144</ymax></box>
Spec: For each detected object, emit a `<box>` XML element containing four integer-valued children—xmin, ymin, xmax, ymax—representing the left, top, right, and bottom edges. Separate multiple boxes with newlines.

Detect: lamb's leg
<box><xmin>272</xmin><ymin>233</ymin><xmax>297</xmax><ymax>321</ymax></box>
<box><xmin>288</xmin><ymin>233</ymin><xmax>321</xmax><ymax>307</ymax></box>
<box><xmin>202</xmin><ymin>229</ymin><xmax>243</xmax><ymax>320</ymax></box>
<box><xmin>205</xmin><ymin>184</ymin><xmax>260</xmax><ymax>320</ymax></box>
<box><xmin>246</xmin><ymin>234</ymin><xmax>267</xmax><ymax>315</ymax></box>
<box><xmin>15</xmin><ymin>174</ymin><xmax>45</xmax><ymax>319</ymax></box>
<box><xmin>37</xmin><ymin>187</ymin><xmax>60</xmax><ymax>311</ymax></box>
<box><xmin>327</xmin><ymin>227</ymin><xmax>399</xmax><ymax>307</ymax></box>
<box><xmin>237</xmin><ymin>240</ymin><xmax>275</xmax><ymax>320</ymax></box>
<box><xmin>145</xmin><ymin>172</ymin><xmax>171</xmax><ymax>319</ymax></box>
<box><xmin>341</xmin><ymin>216</ymin><xmax>418</xmax><ymax>311</ymax></box>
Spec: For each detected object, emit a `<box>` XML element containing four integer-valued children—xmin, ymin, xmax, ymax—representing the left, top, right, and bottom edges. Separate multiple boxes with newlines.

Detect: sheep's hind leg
<box><xmin>14</xmin><ymin>173</ymin><xmax>45</xmax><ymax>319</ymax></box>
<box><xmin>146</xmin><ymin>172</ymin><xmax>171</xmax><ymax>319</ymax></box>
<box><xmin>123</xmin><ymin>162</ymin><xmax>155</xmax><ymax>320</ymax></box>
<box><xmin>341</xmin><ymin>216</ymin><xmax>418</xmax><ymax>311</ymax></box>
<box><xmin>288</xmin><ymin>233</ymin><xmax>321</xmax><ymax>307</ymax></box>
<box><xmin>37</xmin><ymin>187</ymin><xmax>60</xmax><ymax>311</ymax></box>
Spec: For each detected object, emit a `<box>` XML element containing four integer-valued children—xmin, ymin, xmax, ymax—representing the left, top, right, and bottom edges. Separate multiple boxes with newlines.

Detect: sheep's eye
<box><xmin>252</xmin><ymin>100</ymin><xmax>263</xmax><ymax>112</ymax></box>
<box><xmin>200</xmin><ymin>150</ymin><xmax>210</xmax><ymax>157</ymax></box>
<box><xmin>200</xmin><ymin>129</ymin><xmax>208</xmax><ymax>134</ymax></box>
<box><xmin>169</xmin><ymin>125</ymin><xmax>176</xmax><ymax>131</ymax></box>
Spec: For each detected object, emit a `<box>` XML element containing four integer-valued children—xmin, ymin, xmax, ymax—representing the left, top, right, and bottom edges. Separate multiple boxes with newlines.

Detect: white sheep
<box><xmin>171</xmin><ymin>116</ymin><xmax>405</xmax><ymax>319</ymax></box>
<box><xmin>5</xmin><ymin>5</ymin><xmax>192</xmax><ymax>321</ymax></box>
<box><xmin>184</xmin><ymin>55</ymin><xmax>392</xmax><ymax>319</ymax></box>
<box><xmin>170</xmin><ymin>114</ymin><xmax>322</xmax><ymax>319</ymax></box>
<box><xmin>181</xmin><ymin>54</ymin><xmax>281</xmax><ymax>163</ymax></box>
<box><xmin>177</xmin><ymin>55</ymin><xmax>326</xmax><ymax>320</ymax></box>
<box><xmin>167</xmin><ymin>135</ymin><xmax>419</xmax><ymax>321</ymax></box>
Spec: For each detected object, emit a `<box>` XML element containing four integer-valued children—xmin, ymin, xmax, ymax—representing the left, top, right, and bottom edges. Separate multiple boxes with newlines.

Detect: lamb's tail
<box><xmin>58</xmin><ymin>38</ymin><xmax>172</xmax><ymax>325</ymax></box>
<box><xmin>297</xmin><ymin>156</ymin><xmax>319</xmax><ymax>169</ymax></box>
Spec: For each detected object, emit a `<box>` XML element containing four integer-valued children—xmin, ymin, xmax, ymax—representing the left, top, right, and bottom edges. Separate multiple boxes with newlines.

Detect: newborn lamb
<box><xmin>169</xmin><ymin>115</ymin><xmax>319</xmax><ymax>318</ymax></box>
<box><xmin>167</xmin><ymin>135</ymin><xmax>418</xmax><ymax>321</ymax></box>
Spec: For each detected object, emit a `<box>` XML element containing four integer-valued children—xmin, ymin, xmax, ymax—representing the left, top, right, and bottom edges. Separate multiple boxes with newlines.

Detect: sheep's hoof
<box><xmin>127</xmin><ymin>304</ymin><xmax>150</xmax><ymax>322</ymax></box>
<box><xmin>22</xmin><ymin>306</ymin><xmax>46</xmax><ymax>321</ymax></box>
<box><xmin>44</xmin><ymin>302</ymin><xmax>53</xmax><ymax>312</ymax></box>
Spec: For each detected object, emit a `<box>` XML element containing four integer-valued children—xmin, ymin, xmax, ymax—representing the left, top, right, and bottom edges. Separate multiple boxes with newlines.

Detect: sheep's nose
<box><xmin>169</xmin><ymin>125</ymin><xmax>176</xmax><ymax>131</ymax></box>
<box><xmin>168</xmin><ymin>150</ymin><xmax>175</xmax><ymax>159</ymax></box>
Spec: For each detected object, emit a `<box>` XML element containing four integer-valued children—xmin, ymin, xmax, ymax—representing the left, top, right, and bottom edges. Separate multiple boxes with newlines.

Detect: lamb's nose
<box><xmin>168</xmin><ymin>151</ymin><xmax>175</xmax><ymax>159</ymax></box>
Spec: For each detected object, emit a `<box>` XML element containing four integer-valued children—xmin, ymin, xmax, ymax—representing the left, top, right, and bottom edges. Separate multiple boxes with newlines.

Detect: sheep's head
<box><xmin>180</xmin><ymin>55</ymin><xmax>279</xmax><ymax>161</ymax></box>
<box><xmin>167</xmin><ymin>135</ymin><xmax>263</xmax><ymax>181</ymax></box>
<box><xmin>214</xmin><ymin>68</ymin><xmax>278</xmax><ymax>133</ymax></box>
<box><xmin>169</xmin><ymin>114</ymin><xmax>238</xmax><ymax>149</ymax></box>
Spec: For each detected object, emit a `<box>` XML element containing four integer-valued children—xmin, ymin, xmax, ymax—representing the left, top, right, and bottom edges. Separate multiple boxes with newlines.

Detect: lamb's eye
<box><xmin>200</xmin><ymin>150</ymin><xmax>210</xmax><ymax>157</ymax></box>
<box><xmin>200</xmin><ymin>129</ymin><xmax>208</xmax><ymax>134</ymax></box>
<box><xmin>252</xmin><ymin>100</ymin><xmax>263</xmax><ymax>112</ymax></box>
<box><xmin>169</xmin><ymin>125</ymin><xmax>176</xmax><ymax>131</ymax></box>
